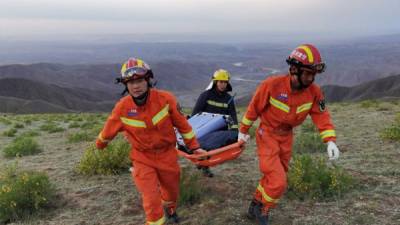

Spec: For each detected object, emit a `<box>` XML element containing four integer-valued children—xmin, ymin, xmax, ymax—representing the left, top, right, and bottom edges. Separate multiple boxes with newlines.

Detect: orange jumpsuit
<box><xmin>240</xmin><ymin>74</ymin><xmax>336</xmax><ymax>210</ymax></box>
<box><xmin>96</xmin><ymin>88</ymin><xmax>199</xmax><ymax>225</ymax></box>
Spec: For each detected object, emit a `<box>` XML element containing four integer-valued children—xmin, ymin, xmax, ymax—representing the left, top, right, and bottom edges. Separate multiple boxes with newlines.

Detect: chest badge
<box><xmin>277</xmin><ymin>93</ymin><xmax>288</xmax><ymax>102</ymax></box>
<box><xmin>127</xmin><ymin>108</ymin><xmax>138</xmax><ymax>117</ymax></box>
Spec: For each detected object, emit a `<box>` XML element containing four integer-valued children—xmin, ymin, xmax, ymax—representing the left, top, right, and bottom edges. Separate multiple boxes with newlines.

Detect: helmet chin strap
<box><xmin>132</xmin><ymin>89</ymin><xmax>149</xmax><ymax>106</ymax></box>
<box><xmin>291</xmin><ymin>66</ymin><xmax>312</xmax><ymax>90</ymax></box>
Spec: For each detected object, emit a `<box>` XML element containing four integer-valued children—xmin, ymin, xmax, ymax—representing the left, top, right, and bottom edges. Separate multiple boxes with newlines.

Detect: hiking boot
<box><xmin>196</xmin><ymin>166</ymin><xmax>214</xmax><ymax>177</ymax></box>
<box><xmin>201</xmin><ymin>167</ymin><xmax>214</xmax><ymax>178</ymax></box>
<box><xmin>246</xmin><ymin>199</ymin><xmax>269</xmax><ymax>225</ymax></box>
<box><xmin>164</xmin><ymin>207</ymin><xmax>180</xmax><ymax>224</ymax></box>
<box><xmin>247</xmin><ymin>199</ymin><xmax>259</xmax><ymax>220</ymax></box>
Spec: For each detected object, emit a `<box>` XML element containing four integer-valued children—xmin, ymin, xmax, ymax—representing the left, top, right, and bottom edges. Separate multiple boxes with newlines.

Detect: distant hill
<box><xmin>235</xmin><ymin>74</ymin><xmax>400</xmax><ymax>106</ymax></box>
<box><xmin>0</xmin><ymin>78</ymin><xmax>115</xmax><ymax>113</ymax></box>
<box><xmin>323</xmin><ymin>74</ymin><xmax>400</xmax><ymax>102</ymax></box>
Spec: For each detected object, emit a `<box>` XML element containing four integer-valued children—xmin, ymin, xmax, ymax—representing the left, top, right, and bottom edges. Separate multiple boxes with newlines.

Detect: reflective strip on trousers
<box><xmin>147</xmin><ymin>215</ymin><xmax>166</xmax><ymax>225</ymax></box>
<box><xmin>257</xmin><ymin>184</ymin><xmax>279</xmax><ymax>204</ymax></box>
<box><xmin>269</xmin><ymin>97</ymin><xmax>290</xmax><ymax>113</ymax></box>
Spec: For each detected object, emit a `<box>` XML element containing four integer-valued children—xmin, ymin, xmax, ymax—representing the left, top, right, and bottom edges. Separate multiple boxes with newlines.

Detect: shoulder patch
<box><xmin>319</xmin><ymin>99</ymin><xmax>326</xmax><ymax>112</ymax></box>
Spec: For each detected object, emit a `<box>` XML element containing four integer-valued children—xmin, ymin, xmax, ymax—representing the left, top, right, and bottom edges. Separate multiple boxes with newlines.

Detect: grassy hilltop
<box><xmin>0</xmin><ymin>100</ymin><xmax>399</xmax><ymax>225</ymax></box>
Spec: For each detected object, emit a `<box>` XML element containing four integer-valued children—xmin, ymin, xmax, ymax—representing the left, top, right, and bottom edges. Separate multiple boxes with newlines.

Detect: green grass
<box><xmin>76</xmin><ymin>138</ymin><xmax>131</xmax><ymax>175</ymax></box>
<box><xmin>67</xmin><ymin>131</ymin><xmax>93</xmax><ymax>143</ymax></box>
<box><xmin>178</xmin><ymin>169</ymin><xmax>206</xmax><ymax>206</ymax></box>
<box><xmin>380</xmin><ymin>125</ymin><xmax>400</xmax><ymax>141</ymax></box>
<box><xmin>0</xmin><ymin>164</ymin><xmax>55</xmax><ymax>223</ymax></box>
<box><xmin>0</xmin><ymin>117</ymin><xmax>12</xmax><ymax>125</ymax></box>
<box><xmin>287</xmin><ymin>154</ymin><xmax>356</xmax><ymax>200</ymax></box>
<box><xmin>3</xmin><ymin>137</ymin><xmax>41</xmax><ymax>158</ymax></box>
<box><xmin>3</xmin><ymin>128</ymin><xmax>17</xmax><ymax>137</ymax></box>
<box><xmin>39</xmin><ymin>123</ymin><xmax>64</xmax><ymax>133</ymax></box>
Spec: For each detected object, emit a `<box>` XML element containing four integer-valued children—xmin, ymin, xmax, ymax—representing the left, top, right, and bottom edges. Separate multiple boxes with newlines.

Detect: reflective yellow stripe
<box><xmin>147</xmin><ymin>215</ymin><xmax>166</xmax><ymax>225</ymax></box>
<box><xmin>152</xmin><ymin>104</ymin><xmax>169</xmax><ymax>125</ymax></box>
<box><xmin>120</xmin><ymin>117</ymin><xmax>146</xmax><ymax>128</ymax></box>
<box><xmin>296</xmin><ymin>102</ymin><xmax>313</xmax><ymax>114</ymax></box>
<box><xmin>269</xmin><ymin>97</ymin><xmax>290</xmax><ymax>113</ymax></box>
<box><xmin>97</xmin><ymin>132</ymin><xmax>110</xmax><ymax>143</ymax></box>
<box><xmin>230</xmin><ymin>124</ymin><xmax>238</xmax><ymax>129</ymax></box>
<box><xmin>320</xmin><ymin>129</ymin><xmax>336</xmax><ymax>139</ymax></box>
<box><xmin>242</xmin><ymin>117</ymin><xmax>253</xmax><ymax>126</ymax></box>
<box><xmin>181</xmin><ymin>130</ymin><xmax>195</xmax><ymax>139</ymax></box>
<box><xmin>257</xmin><ymin>184</ymin><xmax>279</xmax><ymax>204</ymax></box>
<box><xmin>137</xmin><ymin>59</ymin><xmax>144</xmax><ymax>68</ymax></box>
<box><xmin>207</xmin><ymin>100</ymin><xmax>228</xmax><ymax>108</ymax></box>
<box><xmin>299</xmin><ymin>45</ymin><xmax>314</xmax><ymax>64</ymax></box>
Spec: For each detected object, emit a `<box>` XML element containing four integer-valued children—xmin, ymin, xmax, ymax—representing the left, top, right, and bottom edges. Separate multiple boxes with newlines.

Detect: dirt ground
<box><xmin>1</xmin><ymin>101</ymin><xmax>400</xmax><ymax>225</ymax></box>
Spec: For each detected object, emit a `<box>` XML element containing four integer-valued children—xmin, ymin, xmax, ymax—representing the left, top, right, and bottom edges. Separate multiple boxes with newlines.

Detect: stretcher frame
<box><xmin>177</xmin><ymin>140</ymin><xmax>245</xmax><ymax>167</ymax></box>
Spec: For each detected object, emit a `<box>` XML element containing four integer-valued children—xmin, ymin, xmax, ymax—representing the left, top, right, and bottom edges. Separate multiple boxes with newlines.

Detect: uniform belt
<box><xmin>260</xmin><ymin>123</ymin><xmax>293</xmax><ymax>136</ymax></box>
<box><xmin>136</xmin><ymin>144</ymin><xmax>175</xmax><ymax>153</ymax></box>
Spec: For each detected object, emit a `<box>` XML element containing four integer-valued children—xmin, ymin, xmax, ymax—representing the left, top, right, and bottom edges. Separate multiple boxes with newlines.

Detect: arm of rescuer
<box><xmin>95</xmin><ymin>102</ymin><xmax>124</xmax><ymax>149</ymax></box>
<box><xmin>309</xmin><ymin>87</ymin><xmax>339</xmax><ymax>160</ymax></box>
<box><xmin>168</xmin><ymin>94</ymin><xmax>205</xmax><ymax>154</ymax></box>
<box><xmin>228</xmin><ymin>95</ymin><xmax>239</xmax><ymax>130</ymax></box>
<box><xmin>191</xmin><ymin>91</ymin><xmax>208</xmax><ymax>117</ymax></box>
<box><xmin>238</xmin><ymin>79</ymin><xmax>271</xmax><ymax>142</ymax></box>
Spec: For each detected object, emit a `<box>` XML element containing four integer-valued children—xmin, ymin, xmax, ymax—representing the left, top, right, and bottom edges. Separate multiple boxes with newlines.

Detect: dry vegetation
<box><xmin>0</xmin><ymin>100</ymin><xmax>399</xmax><ymax>225</ymax></box>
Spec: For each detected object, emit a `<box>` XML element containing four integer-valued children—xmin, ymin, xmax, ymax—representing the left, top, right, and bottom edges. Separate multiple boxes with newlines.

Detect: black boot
<box><xmin>196</xmin><ymin>166</ymin><xmax>214</xmax><ymax>178</ymax></box>
<box><xmin>164</xmin><ymin>207</ymin><xmax>180</xmax><ymax>224</ymax></box>
<box><xmin>247</xmin><ymin>199</ymin><xmax>269</xmax><ymax>225</ymax></box>
<box><xmin>202</xmin><ymin>167</ymin><xmax>214</xmax><ymax>178</ymax></box>
<box><xmin>247</xmin><ymin>199</ymin><xmax>259</xmax><ymax>220</ymax></box>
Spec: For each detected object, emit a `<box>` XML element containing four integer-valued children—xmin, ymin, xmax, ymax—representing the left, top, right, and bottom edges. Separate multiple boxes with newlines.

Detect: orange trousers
<box><xmin>130</xmin><ymin>147</ymin><xmax>180</xmax><ymax>225</ymax></box>
<box><xmin>253</xmin><ymin>126</ymin><xmax>293</xmax><ymax>210</ymax></box>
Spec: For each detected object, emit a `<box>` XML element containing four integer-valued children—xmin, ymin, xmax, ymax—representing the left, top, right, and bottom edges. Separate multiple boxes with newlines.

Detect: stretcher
<box><xmin>176</xmin><ymin>112</ymin><xmax>246</xmax><ymax>167</ymax></box>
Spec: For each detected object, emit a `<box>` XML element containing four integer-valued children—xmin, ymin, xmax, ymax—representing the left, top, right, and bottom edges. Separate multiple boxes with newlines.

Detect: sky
<box><xmin>0</xmin><ymin>0</ymin><xmax>399</xmax><ymax>42</ymax></box>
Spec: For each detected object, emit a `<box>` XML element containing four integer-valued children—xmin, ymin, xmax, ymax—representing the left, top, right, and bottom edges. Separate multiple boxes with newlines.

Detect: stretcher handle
<box><xmin>186</xmin><ymin>140</ymin><xmax>245</xmax><ymax>159</ymax></box>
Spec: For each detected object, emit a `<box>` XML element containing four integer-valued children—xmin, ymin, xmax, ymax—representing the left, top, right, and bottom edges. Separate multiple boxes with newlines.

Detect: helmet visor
<box><xmin>311</xmin><ymin>63</ymin><xmax>326</xmax><ymax>73</ymax></box>
<box><xmin>122</xmin><ymin>67</ymin><xmax>148</xmax><ymax>79</ymax></box>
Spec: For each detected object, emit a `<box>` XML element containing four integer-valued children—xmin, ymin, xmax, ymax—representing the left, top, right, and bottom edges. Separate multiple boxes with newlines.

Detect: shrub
<box><xmin>20</xmin><ymin>130</ymin><xmax>40</xmax><ymax>138</ymax></box>
<box><xmin>287</xmin><ymin>154</ymin><xmax>355</xmax><ymax>200</ymax></box>
<box><xmin>3</xmin><ymin>128</ymin><xmax>17</xmax><ymax>137</ymax></box>
<box><xmin>3</xmin><ymin>137</ymin><xmax>41</xmax><ymax>158</ymax></box>
<box><xmin>380</xmin><ymin>125</ymin><xmax>400</xmax><ymax>141</ymax></box>
<box><xmin>13</xmin><ymin>123</ymin><xmax>24</xmax><ymax>129</ymax></box>
<box><xmin>0</xmin><ymin>117</ymin><xmax>12</xmax><ymax>125</ymax></box>
<box><xmin>293</xmin><ymin>132</ymin><xmax>325</xmax><ymax>154</ymax></box>
<box><xmin>80</xmin><ymin>121</ymin><xmax>96</xmax><ymax>130</ymax></box>
<box><xmin>67</xmin><ymin>131</ymin><xmax>93</xmax><ymax>143</ymax></box>
<box><xmin>68</xmin><ymin>122</ymin><xmax>80</xmax><ymax>128</ymax></box>
<box><xmin>76</xmin><ymin>138</ymin><xmax>131</xmax><ymax>175</ymax></box>
<box><xmin>39</xmin><ymin>123</ymin><xmax>64</xmax><ymax>133</ymax></box>
<box><xmin>23</xmin><ymin>119</ymin><xmax>32</xmax><ymax>125</ymax></box>
<box><xmin>360</xmin><ymin>100</ymin><xmax>379</xmax><ymax>108</ymax></box>
<box><xmin>300</xmin><ymin>120</ymin><xmax>317</xmax><ymax>133</ymax></box>
<box><xmin>0</xmin><ymin>164</ymin><xmax>55</xmax><ymax>223</ymax></box>
<box><xmin>178</xmin><ymin>169</ymin><xmax>205</xmax><ymax>205</ymax></box>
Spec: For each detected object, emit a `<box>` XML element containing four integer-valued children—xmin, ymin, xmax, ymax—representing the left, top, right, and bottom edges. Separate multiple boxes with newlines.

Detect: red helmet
<box><xmin>286</xmin><ymin>44</ymin><xmax>326</xmax><ymax>73</ymax></box>
<box><xmin>120</xmin><ymin>58</ymin><xmax>152</xmax><ymax>83</ymax></box>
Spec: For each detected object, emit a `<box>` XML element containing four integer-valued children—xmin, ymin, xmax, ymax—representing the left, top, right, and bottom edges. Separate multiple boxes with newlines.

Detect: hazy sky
<box><xmin>1</xmin><ymin>0</ymin><xmax>399</xmax><ymax>42</ymax></box>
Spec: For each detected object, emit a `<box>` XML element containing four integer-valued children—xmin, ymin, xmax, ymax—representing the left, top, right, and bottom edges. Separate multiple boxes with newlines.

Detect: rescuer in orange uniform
<box><xmin>238</xmin><ymin>44</ymin><xmax>340</xmax><ymax>225</ymax></box>
<box><xmin>96</xmin><ymin>58</ymin><xmax>206</xmax><ymax>225</ymax></box>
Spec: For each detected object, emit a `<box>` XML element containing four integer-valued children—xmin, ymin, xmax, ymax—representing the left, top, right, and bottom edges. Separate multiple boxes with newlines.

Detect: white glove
<box><xmin>238</xmin><ymin>132</ymin><xmax>250</xmax><ymax>143</ymax></box>
<box><xmin>327</xmin><ymin>141</ymin><xmax>340</xmax><ymax>160</ymax></box>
